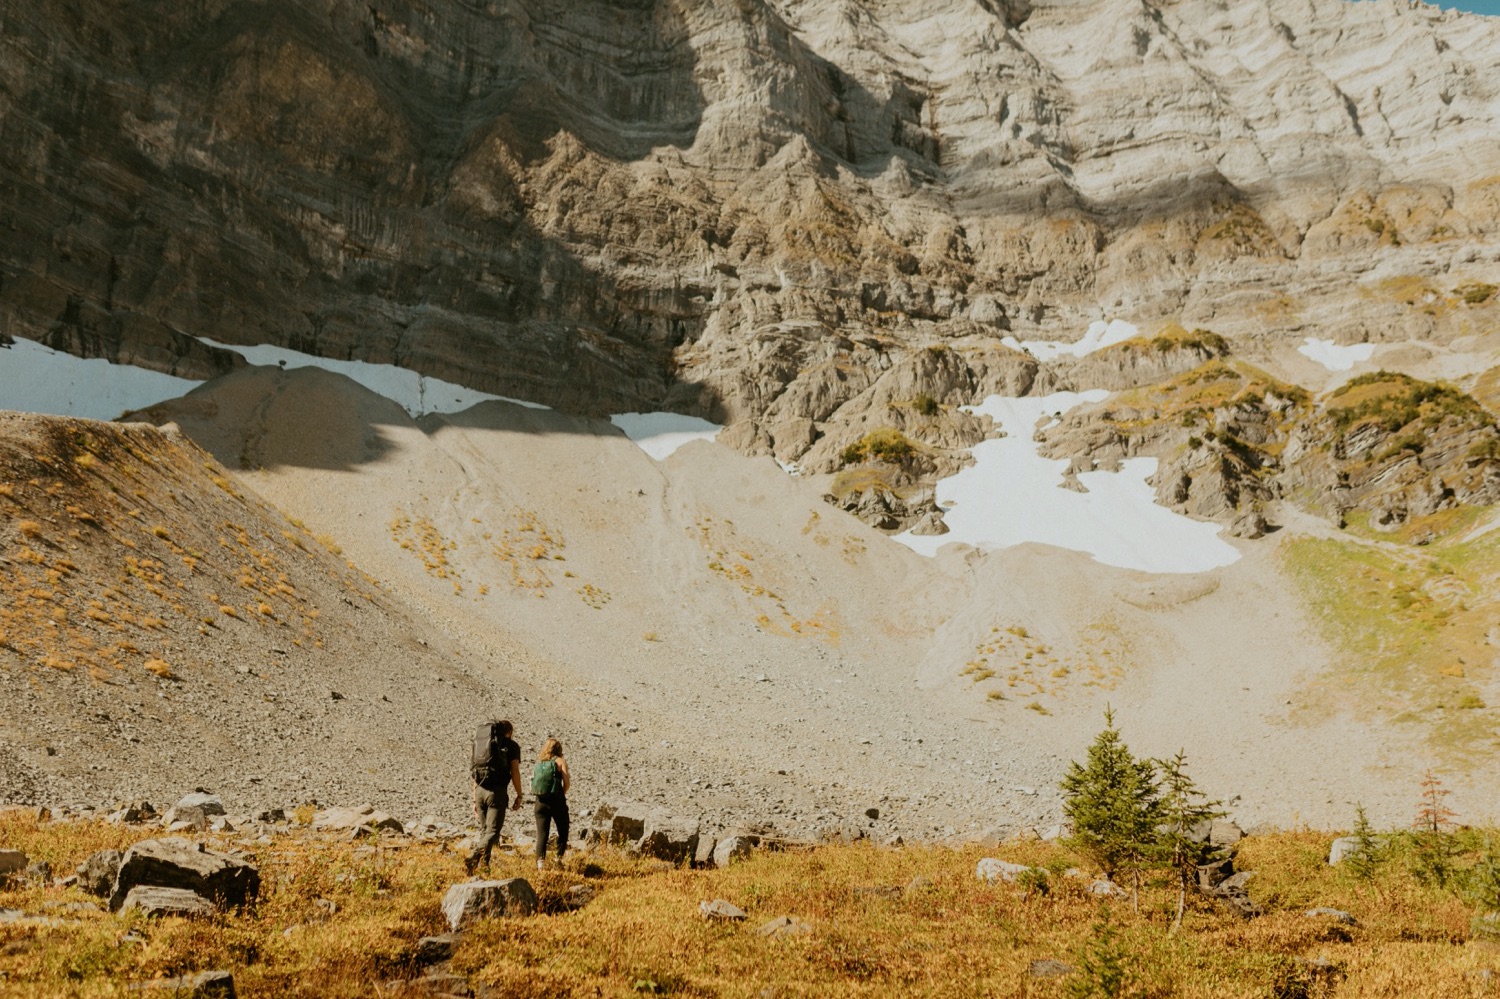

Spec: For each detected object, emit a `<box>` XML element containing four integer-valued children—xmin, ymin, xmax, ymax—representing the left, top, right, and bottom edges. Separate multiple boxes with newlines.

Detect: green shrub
<box><xmin>840</xmin><ymin>428</ymin><xmax>917</xmax><ymax>466</ymax></box>
<box><xmin>911</xmin><ymin>393</ymin><xmax>940</xmax><ymax>417</ymax></box>
<box><xmin>1457</xmin><ymin>282</ymin><xmax>1496</xmax><ymax>305</ymax></box>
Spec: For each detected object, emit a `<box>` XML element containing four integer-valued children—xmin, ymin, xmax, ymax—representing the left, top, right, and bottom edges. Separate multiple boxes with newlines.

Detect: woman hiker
<box><xmin>532</xmin><ymin>738</ymin><xmax>571</xmax><ymax>870</ymax></box>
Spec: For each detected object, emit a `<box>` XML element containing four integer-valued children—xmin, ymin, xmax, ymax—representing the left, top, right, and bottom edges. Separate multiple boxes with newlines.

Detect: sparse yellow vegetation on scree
<box><xmin>4</xmin><ymin>810</ymin><xmax>1500</xmax><ymax>997</ymax></box>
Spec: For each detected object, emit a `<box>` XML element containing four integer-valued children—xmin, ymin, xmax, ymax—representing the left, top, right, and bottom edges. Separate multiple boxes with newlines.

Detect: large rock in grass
<box><xmin>637</xmin><ymin>813</ymin><xmax>700</xmax><ymax>865</ymax></box>
<box><xmin>441</xmin><ymin>879</ymin><xmax>537</xmax><ymax>930</ymax></box>
<box><xmin>109</xmin><ymin>838</ymin><xmax>260</xmax><ymax>912</ymax></box>
<box><xmin>121</xmin><ymin>886</ymin><xmax>218</xmax><ymax>919</ymax></box>
<box><xmin>0</xmin><ymin>850</ymin><xmax>26</xmax><ymax>885</ymax></box>
<box><xmin>587</xmin><ymin>802</ymin><xmax>650</xmax><ymax>847</ymax></box>
<box><xmin>311</xmin><ymin>805</ymin><xmax>403</xmax><ymax>835</ymax></box>
<box><xmin>975</xmin><ymin>858</ymin><xmax>1034</xmax><ymax>884</ymax></box>
<box><xmin>712</xmin><ymin>833</ymin><xmax>761</xmax><ymax>868</ymax></box>
<box><xmin>77</xmin><ymin>850</ymin><xmax>122</xmax><ymax>897</ymax></box>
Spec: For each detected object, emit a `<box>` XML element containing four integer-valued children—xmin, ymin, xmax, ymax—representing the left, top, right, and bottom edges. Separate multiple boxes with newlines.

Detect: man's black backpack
<box><xmin>471</xmin><ymin>722</ymin><xmax>507</xmax><ymax>791</ymax></box>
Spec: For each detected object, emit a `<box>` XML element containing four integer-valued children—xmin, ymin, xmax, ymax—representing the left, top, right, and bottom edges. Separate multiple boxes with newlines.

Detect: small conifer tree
<box><xmin>1060</xmin><ymin>708</ymin><xmax>1162</xmax><ymax>892</ymax></box>
<box><xmin>1412</xmin><ymin>770</ymin><xmax>1458</xmax><ymax>887</ymax></box>
<box><xmin>1346</xmin><ymin>803</ymin><xmax>1381</xmax><ymax>883</ymax></box>
<box><xmin>1156</xmin><ymin>749</ymin><xmax>1224</xmax><ymax>934</ymax></box>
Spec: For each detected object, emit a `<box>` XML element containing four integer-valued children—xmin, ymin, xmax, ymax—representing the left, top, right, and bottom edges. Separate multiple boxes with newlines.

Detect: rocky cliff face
<box><xmin>3</xmin><ymin>0</ymin><xmax>1499</xmax><ymax>471</ymax></box>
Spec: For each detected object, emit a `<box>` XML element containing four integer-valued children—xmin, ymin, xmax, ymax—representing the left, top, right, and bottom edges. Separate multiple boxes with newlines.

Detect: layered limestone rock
<box><xmin>3</xmin><ymin>0</ymin><xmax>1499</xmax><ymax>531</ymax></box>
<box><xmin>1039</xmin><ymin>363</ymin><xmax>1500</xmax><ymax>536</ymax></box>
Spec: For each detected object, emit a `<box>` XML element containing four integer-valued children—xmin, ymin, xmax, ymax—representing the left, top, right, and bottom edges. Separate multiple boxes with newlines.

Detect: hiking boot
<box><xmin>462</xmin><ymin>853</ymin><xmax>480</xmax><ymax>876</ymax></box>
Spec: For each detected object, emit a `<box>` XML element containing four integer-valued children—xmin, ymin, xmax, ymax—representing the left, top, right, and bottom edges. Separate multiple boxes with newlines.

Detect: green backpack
<box><xmin>531</xmin><ymin>759</ymin><xmax>562</xmax><ymax>795</ymax></box>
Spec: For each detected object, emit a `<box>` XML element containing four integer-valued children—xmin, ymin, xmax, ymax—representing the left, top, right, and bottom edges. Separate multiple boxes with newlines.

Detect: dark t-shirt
<box><xmin>479</xmin><ymin>737</ymin><xmax>521</xmax><ymax>792</ymax></box>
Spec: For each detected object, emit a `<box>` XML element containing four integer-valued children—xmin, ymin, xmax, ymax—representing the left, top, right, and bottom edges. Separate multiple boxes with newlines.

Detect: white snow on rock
<box><xmin>1297</xmin><ymin>338</ymin><xmax>1374</xmax><ymax>372</ymax></box>
<box><xmin>198</xmin><ymin>337</ymin><xmax>549</xmax><ymax>416</ymax></box>
<box><xmin>1002</xmin><ymin>319</ymin><xmax>1140</xmax><ymax>361</ymax></box>
<box><xmin>895</xmin><ymin>392</ymin><xmax>1241</xmax><ymax>574</ymax></box>
<box><xmin>0</xmin><ymin>336</ymin><xmax>202</xmax><ymax>420</ymax></box>
<box><xmin>610</xmin><ymin>412</ymin><xmax>722</xmax><ymax>460</ymax></box>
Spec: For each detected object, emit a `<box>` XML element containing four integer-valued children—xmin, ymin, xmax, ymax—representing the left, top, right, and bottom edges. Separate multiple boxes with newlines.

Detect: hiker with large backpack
<box><xmin>531</xmin><ymin>737</ymin><xmax>571</xmax><ymax>871</ymax></box>
<box><xmin>465</xmin><ymin>719</ymin><xmax>524</xmax><ymax>874</ymax></box>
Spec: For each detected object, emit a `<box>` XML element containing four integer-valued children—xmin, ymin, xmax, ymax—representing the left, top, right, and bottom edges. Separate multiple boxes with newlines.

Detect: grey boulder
<box><xmin>756</xmin><ymin>915</ymin><xmax>812</xmax><ymax>938</ymax></box>
<box><xmin>712</xmin><ymin>833</ymin><xmax>761</xmax><ymax>868</ymax></box>
<box><xmin>699</xmin><ymin>899</ymin><xmax>747</xmax><ymax>921</ymax></box>
<box><xmin>109</xmin><ymin>838</ymin><xmax>260</xmax><ymax>912</ymax></box>
<box><xmin>975</xmin><ymin>858</ymin><xmax>1034</xmax><ymax>884</ymax></box>
<box><xmin>637</xmin><ymin>813</ymin><xmax>700</xmax><ymax>865</ymax></box>
<box><xmin>311</xmin><ymin>805</ymin><xmax>403</xmax><ymax>834</ymax></box>
<box><xmin>174</xmin><ymin>793</ymin><xmax>226</xmax><ymax>817</ymax></box>
<box><xmin>441</xmin><ymin>879</ymin><xmax>537</xmax><ymax>930</ymax></box>
<box><xmin>121</xmin><ymin>886</ymin><xmax>218</xmax><ymax>919</ymax></box>
<box><xmin>76</xmin><ymin>850</ymin><xmax>122</xmax><ymax>897</ymax></box>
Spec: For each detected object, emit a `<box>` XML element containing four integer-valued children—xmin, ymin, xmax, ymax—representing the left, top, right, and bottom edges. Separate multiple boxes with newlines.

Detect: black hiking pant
<box><xmin>534</xmin><ymin>792</ymin><xmax>569</xmax><ymax>861</ymax></box>
<box><xmin>470</xmin><ymin>787</ymin><xmax>507</xmax><ymax>866</ymax></box>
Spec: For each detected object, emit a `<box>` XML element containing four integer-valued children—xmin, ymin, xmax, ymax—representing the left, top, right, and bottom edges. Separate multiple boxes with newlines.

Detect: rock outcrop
<box><xmin>108</xmin><ymin>838</ymin><xmax>261</xmax><ymax>912</ymax></box>
<box><xmin>3</xmin><ymin>0</ymin><xmax>1497</xmax><ymax>456</ymax></box>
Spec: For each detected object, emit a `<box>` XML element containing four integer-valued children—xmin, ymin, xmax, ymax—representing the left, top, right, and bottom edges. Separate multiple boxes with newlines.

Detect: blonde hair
<box><xmin>538</xmin><ymin>737</ymin><xmax>563</xmax><ymax>761</ymax></box>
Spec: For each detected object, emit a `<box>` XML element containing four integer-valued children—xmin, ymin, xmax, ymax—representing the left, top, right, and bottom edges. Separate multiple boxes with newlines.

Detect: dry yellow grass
<box><xmin>4</xmin><ymin>813</ymin><xmax>1500</xmax><ymax>998</ymax></box>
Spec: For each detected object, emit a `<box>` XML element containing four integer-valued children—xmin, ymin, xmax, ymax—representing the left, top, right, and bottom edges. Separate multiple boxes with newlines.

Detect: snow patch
<box><xmin>610</xmin><ymin>412</ymin><xmax>722</xmax><ymax>460</ymax></box>
<box><xmin>198</xmin><ymin>337</ymin><xmax>549</xmax><ymax>416</ymax></box>
<box><xmin>1298</xmin><ymin>338</ymin><xmax>1374</xmax><ymax>372</ymax></box>
<box><xmin>1002</xmin><ymin>319</ymin><xmax>1140</xmax><ymax>361</ymax></box>
<box><xmin>0</xmin><ymin>336</ymin><xmax>202</xmax><ymax>420</ymax></box>
<box><xmin>895</xmin><ymin>392</ymin><xmax>1240</xmax><ymax>574</ymax></box>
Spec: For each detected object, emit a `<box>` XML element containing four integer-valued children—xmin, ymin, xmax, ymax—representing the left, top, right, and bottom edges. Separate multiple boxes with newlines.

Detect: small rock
<box><xmin>864</xmin><ymin>807</ymin><xmax>880</xmax><ymax>821</ymax></box>
<box><xmin>128</xmin><ymin>970</ymin><xmax>235</xmax><ymax>997</ymax></box>
<box><xmin>1088</xmin><ymin>879</ymin><xmax>1129</xmax><ymax>899</ymax></box>
<box><xmin>700</xmin><ymin>899</ymin><xmax>747</xmax><ymax>921</ymax></box>
<box><xmin>756</xmin><ymin>915</ymin><xmax>812</xmax><ymax>938</ymax></box>
<box><xmin>25</xmin><ymin>860</ymin><xmax>51</xmax><ymax>884</ymax></box>
<box><xmin>563</xmin><ymin>884</ymin><xmax>597</xmax><ymax>910</ymax></box>
<box><xmin>905</xmin><ymin>875</ymin><xmax>934</xmax><ymax>893</ymax></box>
<box><xmin>975</xmin><ymin>858</ymin><xmax>1033</xmax><ymax>884</ymax></box>
<box><xmin>694</xmin><ymin>835</ymin><xmax>718</xmax><ymax>868</ymax></box>
<box><xmin>121</xmin><ymin>886</ymin><xmax>217</xmax><ymax>919</ymax></box>
<box><xmin>1305</xmin><ymin>907</ymin><xmax>1358</xmax><ymax>925</ymax></box>
<box><xmin>440</xmin><ymin>879</ymin><xmax>537</xmax><ymax>930</ymax></box>
<box><xmin>254</xmin><ymin>808</ymin><xmax>286</xmax><ymax>824</ymax></box>
<box><xmin>163</xmin><ymin>806</ymin><xmax>209</xmax><ymax>832</ymax></box>
<box><xmin>0</xmin><ymin>909</ymin><xmax>22</xmax><ymax>923</ymax></box>
<box><xmin>413</xmin><ymin>933</ymin><xmax>458</xmax><ymax>965</ymax></box>
<box><xmin>1029</xmin><ymin>959</ymin><xmax>1075</xmax><ymax>979</ymax></box>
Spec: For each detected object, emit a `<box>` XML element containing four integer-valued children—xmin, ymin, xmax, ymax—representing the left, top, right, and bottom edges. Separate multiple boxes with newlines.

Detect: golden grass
<box><xmin>1280</xmin><ymin>519</ymin><xmax>1500</xmax><ymax>757</ymax></box>
<box><xmin>7</xmin><ymin>814</ymin><xmax>1500</xmax><ymax>998</ymax></box>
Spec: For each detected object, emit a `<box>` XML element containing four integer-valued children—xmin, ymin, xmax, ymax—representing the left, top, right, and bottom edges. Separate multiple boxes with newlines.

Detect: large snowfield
<box><xmin>0</xmin><ymin>337</ymin><xmax>203</xmax><ymax>420</ymax></box>
<box><xmin>895</xmin><ymin>392</ymin><xmax>1241</xmax><ymax>573</ymax></box>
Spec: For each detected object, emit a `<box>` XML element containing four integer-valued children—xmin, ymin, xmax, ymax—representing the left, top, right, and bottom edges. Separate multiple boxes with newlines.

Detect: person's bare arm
<box><xmin>510</xmin><ymin>757</ymin><xmax>525</xmax><ymax>809</ymax></box>
<box><xmin>557</xmin><ymin>757</ymin><xmax>571</xmax><ymax>795</ymax></box>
